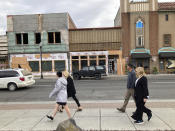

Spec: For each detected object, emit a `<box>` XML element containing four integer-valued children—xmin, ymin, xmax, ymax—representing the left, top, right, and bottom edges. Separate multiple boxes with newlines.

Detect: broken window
<box><xmin>16</xmin><ymin>34</ymin><xmax>22</xmax><ymax>44</ymax></box>
<box><xmin>23</xmin><ymin>33</ymin><xmax>28</xmax><ymax>44</ymax></box>
<box><xmin>55</xmin><ymin>32</ymin><xmax>61</xmax><ymax>43</ymax></box>
<box><xmin>16</xmin><ymin>33</ymin><xmax>28</xmax><ymax>45</ymax></box>
<box><xmin>35</xmin><ymin>33</ymin><xmax>41</xmax><ymax>44</ymax></box>
<box><xmin>48</xmin><ymin>32</ymin><xmax>61</xmax><ymax>44</ymax></box>
<box><xmin>48</xmin><ymin>32</ymin><xmax>54</xmax><ymax>43</ymax></box>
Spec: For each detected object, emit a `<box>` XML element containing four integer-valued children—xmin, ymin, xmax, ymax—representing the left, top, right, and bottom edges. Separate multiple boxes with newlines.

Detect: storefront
<box><xmin>130</xmin><ymin>48</ymin><xmax>151</xmax><ymax>73</ymax></box>
<box><xmin>70</xmin><ymin>51</ymin><xmax>108</xmax><ymax>74</ymax></box>
<box><xmin>159</xmin><ymin>47</ymin><xmax>175</xmax><ymax>73</ymax></box>
<box><xmin>10</xmin><ymin>53</ymin><xmax>68</xmax><ymax>76</ymax></box>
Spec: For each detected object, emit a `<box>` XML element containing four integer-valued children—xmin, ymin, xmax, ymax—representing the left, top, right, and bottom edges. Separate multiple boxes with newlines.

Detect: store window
<box><xmin>54</xmin><ymin>60</ymin><xmax>65</xmax><ymax>71</ymax></box>
<box><xmin>81</xmin><ymin>60</ymin><xmax>88</xmax><ymax>69</ymax></box>
<box><xmin>90</xmin><ymin>60</ymin><xmax>96</xmax><ymax>66</ymax></box>
<box><xmin>99</xmin><ymin>60</ymin><xmax>106</xmax><ymax>66</ymax></box>
<box><xmin>72</xmin><ymin>60</ymin><xmax>79</xmax><ymax>72</ymax></box>
<box><xmin>42</xmin><ymin>61</ymin><xmax>52</xmax><ymax>71</ymax></box>
<box><xmin>29</xmin><ymin>61</ymin><xmax>39</xmax><ymax>72</ymax></box>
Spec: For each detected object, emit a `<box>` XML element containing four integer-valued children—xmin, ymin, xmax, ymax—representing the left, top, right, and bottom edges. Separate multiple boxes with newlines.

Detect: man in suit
<box><xmin>117</xmin><ymin>63</ymin><xmax>136</xmax><ymax>113</ymax></box>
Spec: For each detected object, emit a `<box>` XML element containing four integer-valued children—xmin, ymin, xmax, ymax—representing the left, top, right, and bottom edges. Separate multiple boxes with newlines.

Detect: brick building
<box><xmin>115</xmin><ymin>0</ymin><xmax>175</xmax><ymax>73</ymax></box>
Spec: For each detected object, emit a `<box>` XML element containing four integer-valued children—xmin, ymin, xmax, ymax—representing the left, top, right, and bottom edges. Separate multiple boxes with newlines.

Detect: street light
<box><xmin>39</xmin><ymin>42</ymin><xmax>43</xmax><ymax>79</ymax></box>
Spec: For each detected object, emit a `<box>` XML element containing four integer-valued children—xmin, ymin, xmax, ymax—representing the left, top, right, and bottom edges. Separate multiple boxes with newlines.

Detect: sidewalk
<box><xmin>0</xmin><ymin>100</ymin><xmax>175</xmax><ymax>131</ymax></box>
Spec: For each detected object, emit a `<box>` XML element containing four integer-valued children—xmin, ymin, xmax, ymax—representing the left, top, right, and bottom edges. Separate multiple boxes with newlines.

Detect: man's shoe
<box><xmin>117</xmin><ymin>108</ymin><xmax>125</xmax><ymax>113</ymax></box>
<box><xmin>134</xmin><ymin>120</ymin><xmax>144</xmax><ymax>124</ymax></box>
<box><xmin>147</xmin><ymin>112</ymin><xmax>152</xmax><ymax>121</ymax></box>
<box><xmin>46</xmin><ymin>115</ymin><xmax>54</xmax><ymax>120</ymax></box>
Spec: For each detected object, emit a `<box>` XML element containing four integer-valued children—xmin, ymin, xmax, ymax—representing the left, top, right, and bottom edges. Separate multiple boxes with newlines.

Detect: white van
<box><xmin>0</xmin><ymin>69</ymin><xmax>35</xmax><ymax>91</ymax></box>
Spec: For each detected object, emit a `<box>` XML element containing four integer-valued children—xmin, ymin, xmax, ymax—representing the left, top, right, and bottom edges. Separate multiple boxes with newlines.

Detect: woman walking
<box><xmin>131</xmin><ymin>67</ymin><xmax>152</xmax><ymax>124</ymax></box>
<box><xmin>63</xmin><ymin>71</ymin><xmax>83</xmax><ymax>111</ymax></box>
<box><xmin>47</xmin><ymin>71</ymin><xmax>71</xmax><ymax>120</ymax></box>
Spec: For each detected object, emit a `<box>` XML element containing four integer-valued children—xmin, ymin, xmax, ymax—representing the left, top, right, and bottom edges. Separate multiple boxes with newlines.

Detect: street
<box><xmin>0</xmin><ymin>78</ymin><xmax>175</xmax><ymax>102</ymax></box>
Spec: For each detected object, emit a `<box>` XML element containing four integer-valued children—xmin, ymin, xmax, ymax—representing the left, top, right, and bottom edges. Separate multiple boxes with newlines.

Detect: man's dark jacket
<box><xmin>67</xmin><ymin>76</ymin><xmax>76</xmax><ymax>97</ymax></box>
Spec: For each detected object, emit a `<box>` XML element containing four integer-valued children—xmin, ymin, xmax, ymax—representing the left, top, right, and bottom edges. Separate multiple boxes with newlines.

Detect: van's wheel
<box><xmin>73</xmin><ymin>74</ymin><xmax>80</xmax><ymax>80</ymax></box>
<box><xmin>95</xmin><ymin>74</ymin><xmax>101</xmax><ymax>80</ymax></box>
<box><xmin>8</xmin><ymin>83</ymin><xmax>17</xmax><ymax>91</ymax></box>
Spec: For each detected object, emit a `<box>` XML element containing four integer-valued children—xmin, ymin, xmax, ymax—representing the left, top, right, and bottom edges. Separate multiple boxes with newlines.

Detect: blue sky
<box><xmin>0</xmin><ymin>0</ymin><xmax>175</xmax><ymax>35</ymax></box>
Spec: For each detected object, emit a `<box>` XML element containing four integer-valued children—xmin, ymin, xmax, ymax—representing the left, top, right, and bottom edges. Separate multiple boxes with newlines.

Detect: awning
<box><xmin>130</xmin><ymin>48</ymin><xmax>150</xmax><ymax>58</ymax></box>
<box><xmin>159</xmin><ymin>47</ymin><xmax>175</xmax><ymax>58</ymax></box>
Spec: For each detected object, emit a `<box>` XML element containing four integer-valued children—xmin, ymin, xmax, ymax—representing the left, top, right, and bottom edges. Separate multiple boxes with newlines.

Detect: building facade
<box><xmin>69</xmin><ymin>27</ymin><xmax>125</xmax><ymax>75</ymax></box>
<box><xmin>115</xmin><ymin>0</ymin><xmax>175</xmax><ymax>73</ymax></box>
<box><xmin>7</xmin><ymin>13</ymin><xmax>76</xmax><ymax>76</ymax></box>
<box><xmin>0</xmin><ymin>35</ymin><xmax>8</xmax><ymax>69</ymax></box>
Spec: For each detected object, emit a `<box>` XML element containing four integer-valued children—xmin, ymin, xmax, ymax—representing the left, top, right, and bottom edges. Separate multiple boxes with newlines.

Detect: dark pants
<box><xmin>135</xmin><ymin>100</ymin><xmax>151</xmax><ymax>121</ymax></box>
<box><xmin>71</xmin><ymin>95</ymin><xmax>81</xmax><ymax>107</ymax></box>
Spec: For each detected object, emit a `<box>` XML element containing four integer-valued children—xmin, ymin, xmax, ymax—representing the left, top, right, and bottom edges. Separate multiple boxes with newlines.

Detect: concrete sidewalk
<box><xmin>0</xmin><ymin>101</ymin><xmax>175</xmax><ymax>131</ymax></box>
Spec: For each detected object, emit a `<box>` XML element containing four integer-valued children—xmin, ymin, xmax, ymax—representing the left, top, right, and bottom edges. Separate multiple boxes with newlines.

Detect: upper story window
<box><xmin>48</xmin><ymin>32</ymin><xmax>61</xmax><ymax>44</ymax></box>
<box><xmin>136</xmin><ymin>19</ymin><xmax>144</xmax><ymax>47</ymax></box>
<box><xmin>165</xmin><ymin>14</ymin><xmax>169</xmax><ymax>21</ymax></box>
<box><xmin>35</xmin><ymin>33</ymin><xmax>41</xmax><ymax>44</ymax></box>
<box><xmin>16</xmin><ymin>33</ymin><xmax>28</xmax><ymax>45</ymax></box>
<box><xmin>164</xmin><ymin>34</ymin><xmax>171</xmax><ymax>46</ymax></box>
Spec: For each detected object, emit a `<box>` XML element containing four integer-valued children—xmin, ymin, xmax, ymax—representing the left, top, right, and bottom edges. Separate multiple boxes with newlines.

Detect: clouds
<box><xmin>0</xmin><ymin>0</ymin><xmax>174</xmax><ymax>35</ymax></box>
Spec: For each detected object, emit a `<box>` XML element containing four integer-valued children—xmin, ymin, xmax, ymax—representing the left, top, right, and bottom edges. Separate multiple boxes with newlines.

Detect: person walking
<box><xmin>131</xmin><ymin>67</ymin><xmax>152</xmax><ymax>124</ymax></box>
<box><xmin>63</xmin><ymin>71</ymin><xmax>83</xmax><ymax>111</ymax></box>
<box><xmin>117</xmin><ymin>63</ymin><xmax>136</xmax><ymax>113</ymax></box>
<box><xmin>47</xmin><ymin>71</ymin><xmax>71</xmax><ymax>120</ymax></box>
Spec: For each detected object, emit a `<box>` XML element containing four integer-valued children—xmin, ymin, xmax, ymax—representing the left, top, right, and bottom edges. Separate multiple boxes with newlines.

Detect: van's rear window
<box><xmin>21</xmin><ymin>70</ymin><xmax>32</xmax><ymax>76</ymax></box>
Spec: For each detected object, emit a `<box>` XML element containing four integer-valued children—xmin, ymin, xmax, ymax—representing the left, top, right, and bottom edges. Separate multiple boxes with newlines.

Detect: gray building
<box><xmin>7</xmin><ymin>13</ymin><xmax>76</xmax><ymax>75</ymax></box>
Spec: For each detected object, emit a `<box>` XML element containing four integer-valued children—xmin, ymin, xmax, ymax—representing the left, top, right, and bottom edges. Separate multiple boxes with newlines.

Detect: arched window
<box><xmin>136</xmin><ymin>19</ymin><xmax>144</xmax><ymax>47</ymax></box>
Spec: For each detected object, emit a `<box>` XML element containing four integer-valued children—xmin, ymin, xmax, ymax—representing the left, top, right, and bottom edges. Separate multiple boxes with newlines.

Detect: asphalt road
<box><xmin>0</xmin><ymin>78</ymin><xmax>175</xmax><ymax>102</ymax></box>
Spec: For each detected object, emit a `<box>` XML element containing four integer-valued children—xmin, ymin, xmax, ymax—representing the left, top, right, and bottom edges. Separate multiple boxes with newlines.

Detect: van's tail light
<box><xmin>20</xmin><ymin>77</ymin><xmax>25</xmax><ymax>81</ymax></box>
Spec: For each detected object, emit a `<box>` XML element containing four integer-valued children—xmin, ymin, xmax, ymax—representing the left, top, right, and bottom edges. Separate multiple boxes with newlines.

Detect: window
<box><xmin>16</xmin><ymin>33</ymin><xmax>28</xmax><ymax>45</ymax></box>
<box><xmin>81</xmin><ymin>60</ymin><xmax>87</xmax><ymax>69</ymax></box>
<box><xmin>90</xmin><ymin>60</ymin><xmax>96</xmax><ymax>66</ymax></box>
<box><xmin>35</xmin><ymin>33</ymin><xmax>41</xmax><ymax>44</ymax></box>
<box><xmin>54</xmin><ymin>60</ymin><xmax>65</xmax><ymax>71</ymax></box>
<box><xmin>48</xmin><ymin>32</ymin><xmax>61</xmax><ymax>44</ymax></box>
<box><xmin>164</xmin><ymin>34</ymin><xmax>171</xmax><ymax>46</ymax></box>
<box><xmin>72</xmin><ymin>60</ymin><xmax>79</xmax><ymax>72</ymax></box>
<box><xmin>42</xmin><ymin>61</ymin><xmax>52</xmax><ymax>72</ymax></box>
<box><xmin>89</xmin><ymin>66</ymin><xmax>95</xmax><ymax>71</ymax></box>
<box><xmin>29</xmin><ymin>61</ymin><xmax>39</xmax><ymax>72</ymax></box>
<box><xmin>136</xmin><ymin>19</ymin><xmax>144</xmax><ymax>47</ymax></box>
<box><xmin>0</xmin><ymin>71</ymin><xmax>19</xmax><ymax>78</ymax></box>
<box><xmin>165</xmin><ymin>14</ymin><xmax>169</xmax><ymax>21</ymax></box>
<box><xmin>72</xmin><ymin>56</ymin><xmax>79</xmax><ymax>59</ymax></box>
<box><xmin>99</xmin><ymin>60</ymin><xmax>106</xmax><ymax>66</ymax></box>
<box><xmin>82</xmin><ymin>67</ymin><xmax>88</xmax><ymax>71</ymax></box>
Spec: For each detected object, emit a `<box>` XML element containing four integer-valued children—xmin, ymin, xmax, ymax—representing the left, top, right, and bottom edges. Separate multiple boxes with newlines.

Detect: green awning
<box><xmin>130</xmin><ymin>48</ymin><xmax>150</xmax><ymax>58</ymax></box>
<box><xmin>159</xmin><ymin>47</ymin><xmax>175</xmax><ymax>58</ymax></box>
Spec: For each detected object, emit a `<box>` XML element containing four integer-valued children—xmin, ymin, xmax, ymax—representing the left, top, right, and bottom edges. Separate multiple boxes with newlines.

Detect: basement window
<box><xmin>48</xmin><ymin>32</ymin><xmax>61</xmax><ymax>44</ymax></box>
<box><xmin>35</xmin><ymin>33</ymin><xmax>41</xmax><ymax>44</ymax></box>
<box><xmin>16</xmin><ymin>33</ymin><xmax>28</xmax><ymax>45</ymax></box>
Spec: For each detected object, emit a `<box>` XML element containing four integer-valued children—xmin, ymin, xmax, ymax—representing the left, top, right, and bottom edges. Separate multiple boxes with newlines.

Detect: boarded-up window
<box><xmin>54</xmin><ymin>60</ymin><xmax>65</xmax><ymax>71</ymax></box>
<box><xmin>42</xmin><ymin>61</ymin><xmax>52</xmax><ymax>71</ymax></box>
<box><xmin>35</xmin><ymin>33</ymin><xmax>41</xmax><ymax>44</ymax></box>
<box><xmin>48</xmin><ymin>32</ymin><xmax>61</xmax><ymax>44</ymax></box>
<box><xmin>29</xmin><ymin>61</ymin><xmax>39</xmax><ymax>72</ymax></box>
<box><xmin>164</xmin><ymin>34</ymin><xmax>171</xmax><ymax>46</ymax></box>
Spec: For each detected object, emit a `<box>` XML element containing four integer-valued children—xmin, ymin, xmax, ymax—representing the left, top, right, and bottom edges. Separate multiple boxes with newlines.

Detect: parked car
<box><xmin>0</xmin><ymin>68</ymin><xmax>35</xmax><ymax>91</ymax></box>
<box><xmin>73</xmin><ymin>65</ymin><xmax>106</xmax><ymax>80</ymax></box>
